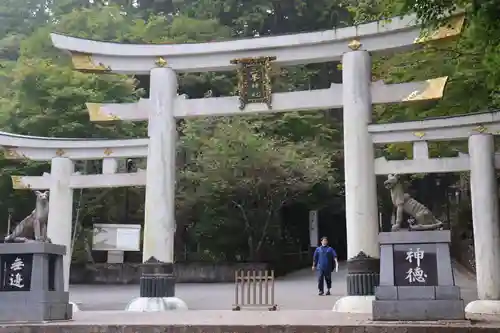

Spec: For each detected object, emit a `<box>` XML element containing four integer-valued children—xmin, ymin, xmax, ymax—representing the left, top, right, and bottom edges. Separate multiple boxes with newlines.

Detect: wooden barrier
<box><xmin>233</xmin><ymin>270</ymin><xmax>277</xmax><ymax>311</ymax></box>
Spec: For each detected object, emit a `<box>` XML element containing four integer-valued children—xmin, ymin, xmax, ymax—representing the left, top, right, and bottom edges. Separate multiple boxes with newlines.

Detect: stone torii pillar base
<box><xmin>465</xmin><ymin>300</ymin><xmax>500</xmax><ymax>320</ymax></box>
<box><xmin>125</xmin><ymin>257</ymin><xmax>187</xmax><ymax>312</ymax></box>
<box><xmin>332</xmin><ymin>251</ymin><xmax>380</xmax><ymax>314</ymax></box>
<box><xmin>332</xmin><ymin>295</ymin><xmax>375</xmax><ymax>314</ymax></box>
<box><xmin>125</xmin><ymin>297</ymin><xmax>188</xmax><ymax>311</ymax></box>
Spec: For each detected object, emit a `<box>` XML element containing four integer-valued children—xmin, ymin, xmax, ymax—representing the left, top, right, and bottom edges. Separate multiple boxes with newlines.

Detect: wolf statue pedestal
<box><xmin>372</xmin><ymin>231</ymin><xmax>464</xmax><ymax>321</ymax></box>
<box><xmin>0</xmin><ymin>243</ymin><xmax>72</xmax><ymax>323</ymax></box>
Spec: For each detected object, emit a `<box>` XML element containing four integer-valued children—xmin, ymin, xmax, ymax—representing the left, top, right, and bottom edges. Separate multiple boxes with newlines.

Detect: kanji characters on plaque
<box><xmin>8</xmin><ymin>257</ymin><xmax>25</xmax><ymax>288</ymax></box>
<box><xmin>404</xmin><ymin>248</ymin><xmax>427</xmax><ymax>284</ymax></box>
<box><xmin>393</xmin><ymin>243</ymin><xmax>438</xmax><ymax>287</ymax></box>
<box><xmin>230</xmin><ymin>56</ymin><xmax>276</xmax><ymax>110</ymax></box>
<box><xmin>1</xmin><ymin>253</ymin><xmax>32</xmax><ymax>291</ymax></box>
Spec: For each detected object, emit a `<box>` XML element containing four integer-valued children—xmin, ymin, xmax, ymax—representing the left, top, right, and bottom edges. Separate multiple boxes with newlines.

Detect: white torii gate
<box><xmin>35</xmin><ymin>12</ymin><xmax>467</xmax><ymax>311</ymax></box>
<box><xmin>371</xmin><ymin>111</ymin><xmax>500</xmax><ymax>174</ymax></box>
<box><xmin>1</xmin><ymin>132</ymin><xmax>148</xmax><ymax>291</ymax></box>
<box><xmin>368</xmin><ymin>111</ymin><xmax>500</xmax><ymax>315</ymax></box>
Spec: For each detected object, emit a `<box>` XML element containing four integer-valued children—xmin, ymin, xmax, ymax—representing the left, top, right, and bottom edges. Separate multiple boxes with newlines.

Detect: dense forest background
<box><xmin>0</xmin><ymin>0</ymin><xmax>497</xmax><ymax>269</ymax></box>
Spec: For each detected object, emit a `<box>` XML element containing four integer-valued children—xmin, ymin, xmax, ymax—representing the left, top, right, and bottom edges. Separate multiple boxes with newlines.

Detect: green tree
<box><xmin>178</xmin><ymin>117</ymin><xmax>335</xmax><ymax>260</ymax></box>
<box><xmin>0</xmin><ymin>0</ymin><xmax>357</xmax><ymax>265</ymax></box>
<box><xmin>0</xmin><ymin>5</ymin><xmax>241</xmax><ymax>261</ymax></box>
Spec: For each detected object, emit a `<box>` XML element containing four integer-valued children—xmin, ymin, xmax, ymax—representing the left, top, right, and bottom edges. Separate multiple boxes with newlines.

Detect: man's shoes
<box><xmin>318</xmin><ymin>291</ymin><xmax>324</xmax><ymax>296</ymax></box>
<box><xmin>326</xmin><ymin>290</ymin><xmax>331</xmax><ymax>296</ymax></box>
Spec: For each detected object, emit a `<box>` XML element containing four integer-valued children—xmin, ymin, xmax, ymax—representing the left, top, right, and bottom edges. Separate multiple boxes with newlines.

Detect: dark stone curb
<box><xmin>0</xmin><ymin>324</ymin><xmax>499</xmax><ymax>333</ymax></box>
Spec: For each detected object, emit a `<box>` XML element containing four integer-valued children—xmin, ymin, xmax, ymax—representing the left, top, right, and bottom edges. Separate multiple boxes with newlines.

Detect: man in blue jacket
<box><xmin>312</xmin><ymin>236</ymin><xmax>338</xmax><ymax>295</ymax></box>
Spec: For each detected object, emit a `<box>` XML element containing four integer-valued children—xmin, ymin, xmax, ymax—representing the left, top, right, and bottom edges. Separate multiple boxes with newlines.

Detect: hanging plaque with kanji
<box><xmin>230</xmin><ymin>56</ymin><xmax>276</xmax><ymax>110</ymax></box>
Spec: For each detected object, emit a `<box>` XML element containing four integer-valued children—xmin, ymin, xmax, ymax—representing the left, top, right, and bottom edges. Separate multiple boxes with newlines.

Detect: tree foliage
<box><xmin>0</xmin><ymin>0</ymin><xmax>490</xmax><ymax>263</ymax></box>
<box><xmin>177</xmin><ymin>117</ymin><xmax>334</xmax><ymax>260</ymax></box>
<box><xmin>0</xmin><ymin>0</ymin><xmax>342</xmax><ymax>263</ymax></box>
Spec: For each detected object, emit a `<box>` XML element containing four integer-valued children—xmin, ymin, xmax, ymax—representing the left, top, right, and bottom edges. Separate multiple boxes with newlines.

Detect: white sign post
<box><xmin>92</xmin><ymin>223</ymin><xmax>142</xmax><ymax>264</ymax></box>
<box><xmin>309</xmin><ymin>210</ymin><xmax>318</xmax><ymax>247</ymax></box>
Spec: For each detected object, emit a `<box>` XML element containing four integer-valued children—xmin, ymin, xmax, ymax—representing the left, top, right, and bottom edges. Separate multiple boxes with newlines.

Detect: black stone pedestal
<box><xmin>139</xmin><ymin>257</ymin><xmax>175</xmax><ymax>298</ymax></box>
<box><xmin>372</xmin><ymin>231</ymin><xmax>465</xmax><ymax>321</ymax></box>
<box><xmin>0</xmin><ymin>243</ymin><xmax>72</xmax><ymax>322</ymax></box>
<box><xmin>346</xmin><ymin>251</ymin><xmax>380</xmax><ymax>296</ymax></box>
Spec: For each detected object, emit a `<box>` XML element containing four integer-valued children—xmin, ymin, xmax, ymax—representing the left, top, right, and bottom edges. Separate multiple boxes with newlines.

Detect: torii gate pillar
<box><xmin>125</xmin><ymin>66</ymin><xmax>187</xmax><ymax>311</ymax></box>
<box><xmin>333</xmin><ymin>46</ymin><xmax>380</xmax><ymax>313</ymax></box>
<box><xmin>465</xmin><ymin>134</ymin><xmax>500</xmax><ymax>316</ymax></box>
<box><xmin>47</xmin><ymin>157</ymin><xmax>74</xmax><ymax>292</ymax></box>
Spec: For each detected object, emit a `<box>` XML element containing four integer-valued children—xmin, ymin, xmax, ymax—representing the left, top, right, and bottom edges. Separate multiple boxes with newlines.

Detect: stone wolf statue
<box><xmin>384</xmin><ymin>174</ymin><xmax>444</xmax><ymax>232</ymax></box>
<box><xmin>4</xmin><ymin>191</ymin><xmax>51</xmax><ymax>243</ymax></box>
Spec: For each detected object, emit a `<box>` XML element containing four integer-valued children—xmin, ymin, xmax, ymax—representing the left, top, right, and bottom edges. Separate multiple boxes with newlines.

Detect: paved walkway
<box><xmin>70</xmin><ymin>262</ymin><xmax>477</xmax><ymax>311</ymax></box>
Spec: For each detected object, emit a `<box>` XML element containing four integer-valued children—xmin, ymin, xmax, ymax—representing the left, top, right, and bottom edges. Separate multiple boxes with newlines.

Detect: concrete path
<box><xmin>70</xmin><ymin>262</ymin><xmax>477</xmax><ymax>311</ymax></box>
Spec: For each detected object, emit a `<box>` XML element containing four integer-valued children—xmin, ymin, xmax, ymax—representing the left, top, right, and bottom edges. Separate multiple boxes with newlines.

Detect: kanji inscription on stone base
<box><xmin>0</xmin><ymin>243</ymin><xmax>73</xmax><ymax>323</ymax></box>
<box><xmin>372</xmin><ymin>231</ymin><xmax>465</xmax><ymax>321</ymax></box>
<box><xmin>393</xmin><ymin>244</ymin><xmax>438</xmax><ymax>287</ymax></box>
<box><xmin>0</xmin><ymin>254</ymin><xmax>33</xmax><ymax>292</ymax></box>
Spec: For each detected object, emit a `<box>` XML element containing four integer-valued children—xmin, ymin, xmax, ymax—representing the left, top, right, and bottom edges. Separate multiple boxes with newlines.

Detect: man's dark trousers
<box><xmin>317</xmin><ymin>269</ymin><xmax>332</xmax><ymax>293</ymax></box>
